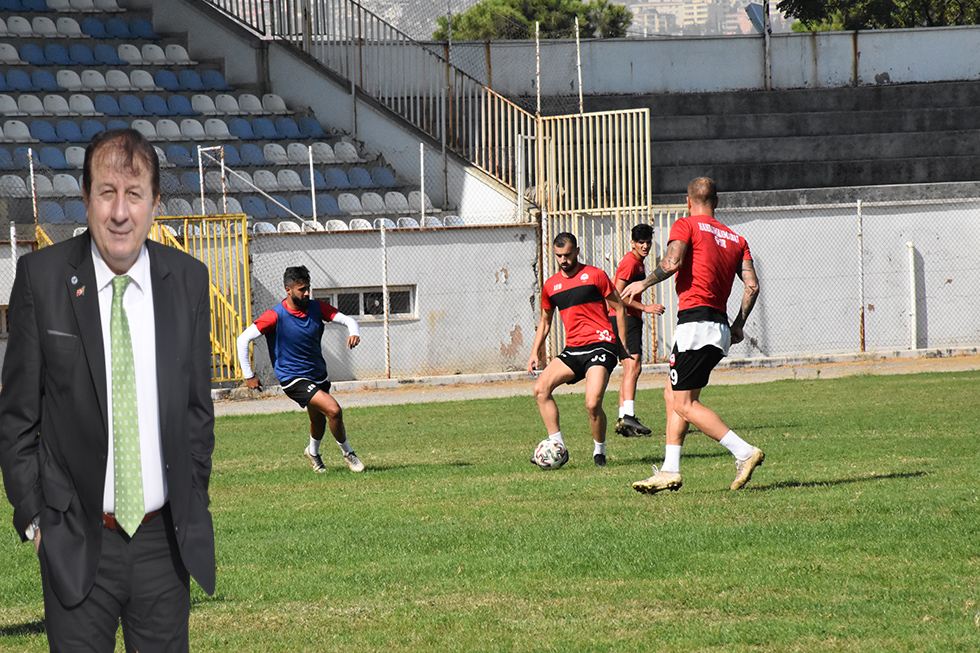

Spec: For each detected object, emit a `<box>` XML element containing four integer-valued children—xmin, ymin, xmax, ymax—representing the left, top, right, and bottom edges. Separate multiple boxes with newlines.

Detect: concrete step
<box><xmin>652</xmin><ymin>155</ymin><xmax>980</xmax><ymax>194</ymax></box>
<box><xmin>587</xmin><ymin>81</ymin><xmax>980</xmax><ymax>117</ymax></box>
<box><xmin>651</xmin><ymin>130</ymin><xmax>980</xmax><ymax>166</ymax></box>
<box><xmin>648</xmin><ymin>106</ymin><xmax>980</xmax><ymax>141</ymax></box>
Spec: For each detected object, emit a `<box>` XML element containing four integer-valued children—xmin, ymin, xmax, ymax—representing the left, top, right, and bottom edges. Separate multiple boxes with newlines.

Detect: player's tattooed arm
<box><xmin>622</xmin><ymin>240</ymin><xmax>687</xmax><ymax>302</ymax></box>
<box><xmin>731</xmin><ymin>259</ymin><xmax>760</xmax><ymax>344</ymax></box>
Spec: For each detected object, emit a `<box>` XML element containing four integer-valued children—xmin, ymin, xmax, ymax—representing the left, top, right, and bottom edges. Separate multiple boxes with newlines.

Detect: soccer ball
<box><xmin>531</xmin><ymin>439</ymin><xmax>568</xmax><ymax>470</ymax></box>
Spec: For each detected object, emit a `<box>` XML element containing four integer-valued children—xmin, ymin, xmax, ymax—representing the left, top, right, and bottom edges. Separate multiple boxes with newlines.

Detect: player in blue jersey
<box><xmin>237</xmin><ymin>266</ymin><xmax>364</xmax><ymax>473</ymax></box>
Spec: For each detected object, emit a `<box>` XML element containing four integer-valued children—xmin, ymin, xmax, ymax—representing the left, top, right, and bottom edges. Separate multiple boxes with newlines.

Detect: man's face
<box><xmin>286</xmin><ymin>280</ymin><xmax>311</xmax><ymax>310</ymax></box>
<box><xmin>554</xmin><ymin>242</ymin><xmax>579</xmax><ymax>274</ymax></box>
<box><xmin>631</xmin><ymin>238</ymin><xmax>652</xmax><ymax>260</ymax></box>
<box><xmin>84</xmin><ymin>152</ymin><xmax>157</xmax><ymax>275</ymax></box>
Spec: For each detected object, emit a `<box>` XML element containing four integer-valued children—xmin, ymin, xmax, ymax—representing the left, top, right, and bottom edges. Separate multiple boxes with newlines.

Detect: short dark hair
<box><xmin>283</xmin><ymin>265</ymin><xmax>310</xmax><ymax>287</ymax></box>
<box><xmin>631</xmin><ymin>223</ymin><xmax>653</xmax><ymax>242</ymax></box>
<box><xmin>553</xmin><ymin>232</ymin><xmax>577</xmax><ymax>249</ymax></box>
<box><xmin>83</xmin><ymin>128</ymin><xmax>160</xmax><ymax>199</ymax></box>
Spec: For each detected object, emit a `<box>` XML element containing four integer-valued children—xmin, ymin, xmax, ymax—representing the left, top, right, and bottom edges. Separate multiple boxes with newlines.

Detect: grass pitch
<box><xmin>1</xmin><ymin>371</ymin><xmax>978</xmax><ymax>651</ymax></box>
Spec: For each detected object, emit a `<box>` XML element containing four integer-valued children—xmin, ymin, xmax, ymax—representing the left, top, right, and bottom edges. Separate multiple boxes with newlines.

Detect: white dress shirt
<box><xmin>91</xmin><ymin>240</ymin><xmax>167</xmax><ymax>515</ymax></box>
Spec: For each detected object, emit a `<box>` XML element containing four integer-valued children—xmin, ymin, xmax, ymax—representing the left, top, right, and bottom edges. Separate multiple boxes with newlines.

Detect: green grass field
<box><xmin>1</xmin><ymin>371</ymin><xmax>978</xmax><ymax>651</ymax></box>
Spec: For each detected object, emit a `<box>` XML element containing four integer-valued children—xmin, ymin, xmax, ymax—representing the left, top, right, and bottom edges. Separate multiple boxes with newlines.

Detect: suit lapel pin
<box><xmin>71</xmin><ymin>276</ymin><xmax>78</xmax><ymax>285</ymax></box>
<box><xmin>76</xmin><ymin>286</ymin><xmax>85</xmax><ymax>297</ymax></box>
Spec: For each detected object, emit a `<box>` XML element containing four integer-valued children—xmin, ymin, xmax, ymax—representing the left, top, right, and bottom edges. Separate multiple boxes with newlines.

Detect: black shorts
<box><xmin>669</xmin><ymin>344</ymin><xmax>724</xmax><ymax>391</ymax></box>
<box><xmin>557</xmin><ymin>342</ymin><xmax>618</xmax><ymax>384</ymax></box>
<box><xmin>282</xmin><ymin>376</ymin><xmax>331</xmax><ymax>408</ymax></box>
<box><xmin>609</xmin><ymin>314</ymin><xmax>643</xmax><ymax>359</ymax></box>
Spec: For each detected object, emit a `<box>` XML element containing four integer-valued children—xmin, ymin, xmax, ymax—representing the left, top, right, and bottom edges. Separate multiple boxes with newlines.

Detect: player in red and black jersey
<box><xmin>622</xmin><ymin>178</ymin><xmax>764</xmax><ymax>494</ymax></box>
<box><xmin>526</xmin><ymin>232</ymin><xmax>631</xmax><ymax>467</ymax></box>
<box><xmin>608</xmin><ymin>223</ymin><xmax>665</xmax><ymax>438</ymax></box>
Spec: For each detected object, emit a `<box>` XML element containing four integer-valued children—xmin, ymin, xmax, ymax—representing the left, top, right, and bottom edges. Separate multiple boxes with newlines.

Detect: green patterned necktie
<box><xmin>111</xmin><ymin>275</ymin><xmax>143</xmax><ymax>536</ymax></box>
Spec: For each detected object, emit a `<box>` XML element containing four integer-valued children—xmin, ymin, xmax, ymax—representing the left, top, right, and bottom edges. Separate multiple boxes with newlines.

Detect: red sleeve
<box><xmin>742</xmin><ymin>240</ymin><xmax>753</xmax><ymax>262</ymax></box>
<box><xmin>318</xmin><ymin>300</ymin><xmax>339</xmax><ymax>322</ymax></box>
<box><xmin>541</xmin><ymin>286</ymin><xmax>553</xmax><ymax>311</ymax></box>
<box><xmin>594</xmin><ymin>269</ymin><xmax>614</xmax><ymax>297</ymax></box>
<box><xmin>253</xmin><ymin>308</ymin><xmax>278</xmax><ymax>334</ymax></box>
<box><xmin>614</xmin><ymin>255</ymin><xmax>632</xmax><ymax>283</ymax></box>
<box><xmin>668</xmin><ymin>217</ymin><xmax>693</xmax><ymax>245</ymax></box>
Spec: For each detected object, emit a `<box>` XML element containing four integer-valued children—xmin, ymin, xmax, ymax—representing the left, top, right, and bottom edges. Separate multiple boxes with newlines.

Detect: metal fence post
<box><xmin>908</xmin><ymin>241</ymin><xmax>916</xmax><ymax>349</ymax></box>
<box><xmin>857</xmin><ymin>199</ymin><xmax>866</xmax><ymax>352</ymax></box>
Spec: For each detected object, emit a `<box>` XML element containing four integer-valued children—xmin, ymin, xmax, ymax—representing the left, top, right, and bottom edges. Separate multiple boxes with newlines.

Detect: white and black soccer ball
<box><xmin>531</xmin><ymin>439</ymin><xmax>568</xmax><ymax>470</ymax></box>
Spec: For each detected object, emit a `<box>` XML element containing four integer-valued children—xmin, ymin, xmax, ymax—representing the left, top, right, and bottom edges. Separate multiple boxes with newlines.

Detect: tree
<box><xmin>779</xmin><ymin>0</ymin><xmax>980</xmax><ymax>31</ymax></box>
<box><xmin>433</xmin><ymin>0</ymin><xmax>633</xmax><ymax>40</ymax></box>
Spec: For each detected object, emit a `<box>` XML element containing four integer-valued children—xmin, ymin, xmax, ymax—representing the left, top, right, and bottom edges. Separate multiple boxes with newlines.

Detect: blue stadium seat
<box><xmin>0</xmin><ymin>149</ymin><xmax>13</xmax><ymax>171</ymax></box>
<box><xmin>118</xmin><ymin>95</ymin><xmax>147</xmax><ymax>117</ymax></box>
<box><xmin>94</xmin><ymin>95</ymin><xmax>122</xmax><ymax>116</ymax></box>
<box><xmin>200</xmin><ymin>70</ymin><xmax>232</xmax><ymax>91</ymax></box>
<box><xmin>104</xmin><ymin>17</ymin><xmax>132</xmax><ymax>39</ymax></box>
<box><xmin>315</xmin><ymin>194</ymin><xmax>345</xmax><ymax>216</ymax></box>
<box><xmin>39</xmin><ymin>147</ymin><xmax>71</xmax><ymax>170</ymax></box>
<box><xmin>55</xmin><ymin>120</ymin><xmax>83</xmax><ymax>142</ymax></box>
<box><xmin>347</xmin><ymin>167</ymin><xmax>373</xmax><ymax>189</ymax></box>
<box><xmin>23</xmin><ymin>0</ymin><xmax>51</xmax><ymax>11</ymax></box>
<box><xmin>93</xmin><ymin>44</ymin><xmax>124</xmax><ymax>67</ymax></box>
<box><xmin>80</xmin><ymin>119</ymin><xmax>105</xmax><ymax>141</ymax></box>
<box><xmin>371</xmin><ymin>167</ymin><xmax>397</xmax><ymax>188</ymax></box>
<box><xmin>19</xmin><ymin>44</ymin><xmax>46</xmax><ymax>67</ymax></box>
<box><xmin>0</xmin><ymin>73</ymin><xmax>6</xmax><ymax>93</ymax></box>
<box><xmin>177</xmin><ymin>70</ymin><xmax>205</xmax><ymax>92</ymax></box>
<box><xmin>143</xmin><ymin>94</ymin><xmax>171</xmax><ymax>116</ymax></box>
<box><xmin>80</xmin><ymin>17</ymin><xmax>107</xmax><ymax>39</ymax></box>
<box><xmin>105</xmin><ymin>119</ymin><xmax>127</xmax><ymax>132</ymax></box>
<box><xmin>227</xmin><ymin>118</ymin><xmax>256</xmax><ymax>140</ymax></box>
<box><xmin>322</xmin><ymin>168</ymin><xmax>350</xmax><ymax>190</ymax></box>
<box><xmin>160</xmin><ymin>171</ymin><xmax>180</xmax><ymax>194</ymax></box>
<box><xmin>165</xmin><ymin>145</ymin><xmax>194</xmax><ymax>167</ymax></box>
<box><xmin>30</xmin><ymin>120</ymin><xmax>63</xmax><ymax>143</ymax></box>
<box><xmin>239</xmin><ymin>143</ymin><xmax>267</xmax><ymax>166</ymax></box>
<box><xmin>289</xmin><ymin>194</ymin><xmax>314</xmax><ymax>217</ymax></box>
<box><xmin>274</xmin><ymin>117</ymin><xmax>301</xmax><ymax>140</ymax></box>
<box><xmin>298</xmin><ymin>117</ymin><xmax>326</xmax><ymax>139</ymax></box>
<box><xmin>68</xmin><ymin>44</ymin><xmax>96</xmax><ymax>66</ymax></box>
<box><xmin>32</xmin><ymin>70</ymin><xmax>63</xmax><ymax>92</ymax></box>
<box><xmin>129</xmin><ymin>18</ymin><xmax>160</xmax><ymax>40</ymax></box>
<box><xmin>0</xmin><ymin>0</ymin><xmax>22</xmax><ymax>9</ymax></box>
<box><xmin>181</xmin><ymin>171</ymin><xmax>201</xmax><ymax>194</ymax></box>
<box><xmin>221</xmin><ymin>144</ymin><xmax>242</xmax><ymax>166</ymax></box>
<box><xmin>44</xmin><ymin>44</ymin><xmax>72</xmax><ymax>67</ymax></box>
<box><xmin>300</xmin><ymin>169</ymin><xmax>326</xmax><ymax>190</ymax></box>
<box><xmin>64</xmin><ymin>199</ymin><xmax>86</xmax><ymax>223</ymax></box>
<box><xmin>13</xmin><ymin>147</ymin><xmax>33</xmax><ymax>168</ymax></box>
<box><xmin>6</xmin><ymin>70</ymin><xmax>35</xmax><ymax>92</ymax></box>
<box><xmin>166</xmin><ymin>95</ymin><xmax>195</xmax><ymax>116</ymax></box>
<box><xmin>267</xmin><ymin>195</ymin><xmax>291</xmax><ymax>219</ymax></box>
<box><xmin>153</xmin><ymin>70</ymin><xmax>181</xmax><ymax>92</ymax></box>
<box><xmin>38</xmin><ymin>201</ymin><xmax>68</xmax><ymax>223</ymax></box>
<box><xmin>242</xmin><ymin>196</ymin><xmax>268</xmax><ymax>220</ymax></box>
<box><xmin>251</xmin><ymin>118</ymin><xmax>277</xmax><ymax>140</ymax></box>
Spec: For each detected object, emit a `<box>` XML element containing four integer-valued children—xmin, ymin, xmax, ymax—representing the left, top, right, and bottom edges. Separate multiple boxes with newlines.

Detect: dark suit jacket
<box><xmin>0</xmin><ymin>233</ymin><xmax>216</xmax><ymax>607</ymax></box>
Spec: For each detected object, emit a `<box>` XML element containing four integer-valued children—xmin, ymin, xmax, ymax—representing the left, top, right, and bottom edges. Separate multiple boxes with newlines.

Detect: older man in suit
<box><xmin>0</xmin><ymin>128</ymin><xmax>215</xmax><ymax>651</ymax></box>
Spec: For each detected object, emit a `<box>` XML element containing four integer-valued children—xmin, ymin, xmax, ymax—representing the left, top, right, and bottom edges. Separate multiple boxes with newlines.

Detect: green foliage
<box><xmin>433</xmin><ymin>0</ymin><xmax>633</xmax><ymax>40</ymax></box>
<box><xmin>1</xmin><ymin>371</ymin><xmax>978</xmax><ymax>650</ymax></box>
<box><xmin>780</xmin><ymin>0</ymin><xmax>980</xmax><ymax>31</ymax></box>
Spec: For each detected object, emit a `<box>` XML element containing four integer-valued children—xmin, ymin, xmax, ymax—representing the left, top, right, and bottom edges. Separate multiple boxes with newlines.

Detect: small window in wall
<box><xmin>313</xmin><ymin>286</ymin><xmax>415</xmax><ymax>321</ymax></box>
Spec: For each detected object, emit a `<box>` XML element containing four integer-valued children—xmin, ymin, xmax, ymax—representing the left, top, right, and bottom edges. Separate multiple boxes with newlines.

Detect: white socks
<box><xmin>719</xmin><ymin>430</ymin><xmax>754</xmax><ymax>461</ymax></box>
<box><xmin>308</xmin><ymin>436</ymin><xmax>321</xmax><ymax>455</ymax></box>
<box><xmin>548</xmin><ymin>432</ymin><xmax>564</xmax><ymax>446</ymax></box>
<box><xmin>593</xmin><ymin>440</ymin><xmax>606</xmax><ymax>456</ymax></box>
<box><xmin>337</xmin><ymin>438</ymin><xmax>353</xmax><ymax>454</ymax></box>
<box><xmin>662</xmin><ymin>444</ymin><xmax>682</xmax><ymax>472</ymax></box>
<box><xmin>619</xmin><ymin>400</ymin><xmax>635</xmax><ymax>419</ymax></box>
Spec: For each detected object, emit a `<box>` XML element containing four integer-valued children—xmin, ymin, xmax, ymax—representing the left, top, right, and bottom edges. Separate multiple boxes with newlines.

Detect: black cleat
<box><xmin>593</xmin><ymin>453</ymin><xmax>607</xmax><ymax>467</ymax></box>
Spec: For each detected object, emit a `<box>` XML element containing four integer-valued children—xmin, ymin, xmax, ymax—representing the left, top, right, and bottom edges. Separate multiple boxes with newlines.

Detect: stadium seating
<box><xmin>166</xmin><ymin>95</ymin><xmax>195</xmax><ymax>116</ymax></box>
<box><xmin>325</xmin><ymin>219</ymin><xmax>348</xmax><ymax>232</ymax></box>
<box><xmin>371</xmin><ymin>167</ymin><xmax>397</xmax><ymax>188</ymax></box>
<box><xmin>267</xmin><ymin>196</ymin><xmax>291</xmax><ymax>219</ymax></box>
<box><xmin>299</xmin><ymin>169</ymin><xmax>326</xmax><ymax>190</ymax></box>
<box><xmin>56</xmin><ymin>17</ymin><xmax>84</xmax><ymax>38</ymax></box>
<box><xmin>276</xmin><ymin>220</ymin><xmax>300</xmax><ymax>233</ymax></box>
<box><xmin>289</xmin><ymin>194</ymin><xmax>314</xmax><ymax>217</ymax></box>
<box><xmin>302</xmin><ymin>219</ymin><xmax>324</xmax><ymax>232</ymax></box>
<box><xmin>263</xmin><ymin>143</ymin><xmax>288</xmax><ymax>165</ymax></box>
<box><xmin>65</xmin><ymin>200</ymin><xmax>86</xmax><ymax>222</ymax></box>
<box><xmin>409</xmin><ymin>190</ymin><xmax>439</xmax><ymax>213</ymax></box>
<box><xmin>43</xmin><ymin>95</ymin><xmax>71</xmax><ymax>116</ymax></box>
<box><xmin>443</xmin><ymin>215</ymin><xmax>465</xmax><ymax>226</ymax></box>
<box><xmin>384</xmin><ymin>191</ymin><xmax>409</xmax><ymax>214</ymax></box>
<box><xmin>421</xmin><ymin>216</ymin><xmax>443</xmax><ymax>227</ymax></box>
<box><xmin>239</xmin><ymin>143</ymin><xmax>267</xmax><ymax>166</ymax></box>
<box><xmin>360</xmin><ymin>192</ymin><xmax>385</xmax><ymax>214</ymax></box>
<box><xmin>252</xmin><ymin>221</ymin><xmax>275</xmax><ymax>234</ymax></box>
<box><xmin>397</xmin><ymin>217</ymin><xmax>420</xmax><ymax>229</ymax></box>
<box><xmin>38</xmin><ymin>200</ymin><xmax>68</xmax><ymax>223</ymax></box>
<box><xmin>315</xmin><ymin>193</ymin><xmax>344</xmax><ymax>216</ymax></box>
<box><xmin>347</xmin><ymin>167</ymin><xmax>373</xmax><ymax>189</ymax></box>
<box><xmin>349</xmin><ymin>218</ymin><xmax>373</xmax><ymax>230</ymax></box>
<box><xmin>323</xmin><ymin>168</ymin><xmax>349</xmax><ymax>190</ymax></box>
<box><xmin>372</xmin><ymin>217</ymin><xmax>396</xmax><ymax>229</ymax></box>
<box><xmin>39</xmin><ymin>146</ymin><xmax>71</xmax><ymax>168</ymax></box>
<box><xmin>277</xmin><ymin>169</ymin><xmax>303</xmax><ymax>191</ymax></box>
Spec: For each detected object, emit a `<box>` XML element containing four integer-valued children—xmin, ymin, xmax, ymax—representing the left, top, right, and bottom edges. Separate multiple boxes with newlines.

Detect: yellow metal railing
<box><xmin>150</xmin><ymin>214</ymin><xmax>251</xmax><ymax>383</ymax></box>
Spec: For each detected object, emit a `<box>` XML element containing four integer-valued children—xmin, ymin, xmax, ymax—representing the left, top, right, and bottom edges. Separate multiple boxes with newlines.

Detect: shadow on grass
<box><xmin>355</xmin><ymin>461</ymin><xmax>474</xmax><ymax>473</ymax></box>
<box><xmin>754</xmin><ymin>470</ymin><xmax>927</xmax><ymax>491</ymax></box>
<box><xmin>636</xmin><ymin>451</ymin><xmax>729</xmax><ymax>465</ymax></box>
<box><xmin>0</xmin><ymin>620</ymin><xmax>45</xmax><ymax>637</ymax></box>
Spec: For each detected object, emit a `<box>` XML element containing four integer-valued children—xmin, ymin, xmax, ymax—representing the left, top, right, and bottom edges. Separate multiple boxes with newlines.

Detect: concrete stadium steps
<box><xmin>587</xmin><ymin>80</ymin><xmax>980</xmax><ymax>195</ymax></box>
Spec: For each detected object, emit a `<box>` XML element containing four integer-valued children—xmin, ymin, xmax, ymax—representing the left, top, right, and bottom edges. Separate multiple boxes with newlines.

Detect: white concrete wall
<box><xmin>445</xmin><ymin>25</ymin><xmax>980</xmax><ymax>95</ymax></box>
<box><xmin>247</xmin><ymin>225</ymin><xmax>539</xmax><ymax>381</ymax></box>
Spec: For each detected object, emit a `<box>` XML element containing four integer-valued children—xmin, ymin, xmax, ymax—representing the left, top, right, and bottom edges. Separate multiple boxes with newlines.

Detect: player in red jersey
<box><xmin>527</xmin><ymin>232</ymin><xmax>631</xmax><ymax>467</ymax></box>
<box><xmin>622</xmin><ymin>178</ymin><xmax>764</xmax><ymax>493</ymax></box>
<box><xmin>608</xmin><ymin>223</ymin><xmax>665</xmax><ymax>438</ymax></box>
